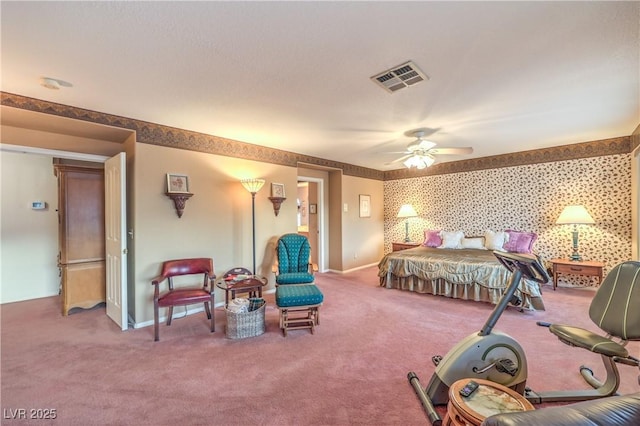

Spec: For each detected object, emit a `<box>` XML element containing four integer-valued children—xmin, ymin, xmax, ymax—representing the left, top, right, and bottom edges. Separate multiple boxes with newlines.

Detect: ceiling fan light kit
<box><xmin>394</xmin><ymin>128</ymin><xmax>473</xmax><ymax>170</ymax></box>
<box><xmin>404</xmin><ymin>154</ymin><xmax>435</xmax><ymax>170</ymax></box>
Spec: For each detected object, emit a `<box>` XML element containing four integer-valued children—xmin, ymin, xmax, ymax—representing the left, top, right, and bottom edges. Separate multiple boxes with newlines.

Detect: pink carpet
<box><xmin>1</xmin><ymin>266</ymin><xmax>638</xmax><ymax>425</ymax></box>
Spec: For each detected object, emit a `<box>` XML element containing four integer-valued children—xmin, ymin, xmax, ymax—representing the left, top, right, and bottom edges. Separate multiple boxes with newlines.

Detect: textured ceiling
<box><xmin>1</xmin><ymin>1</ymin><xmax>638</xmax><ymax>171</ymax></box>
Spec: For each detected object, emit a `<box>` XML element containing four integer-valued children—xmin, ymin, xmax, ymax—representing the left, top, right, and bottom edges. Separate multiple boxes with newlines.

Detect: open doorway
<box><xmin>297</xmin><ymin>176</ymin><xmax>326</xmax><ymax>272</ymax></box>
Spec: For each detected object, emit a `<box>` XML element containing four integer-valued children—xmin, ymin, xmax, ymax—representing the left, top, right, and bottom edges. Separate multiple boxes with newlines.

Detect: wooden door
<box><xmin>55</xmin><ymin>165</ymin><xmax>106</xmax><ymax>315</ymax></box>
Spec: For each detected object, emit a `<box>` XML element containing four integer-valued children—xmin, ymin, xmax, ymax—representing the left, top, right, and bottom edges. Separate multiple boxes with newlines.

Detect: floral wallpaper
<box><xmin>384</xmin><ymin>154</ymin><xmax>632</xmax><ymax>287</ymax></box>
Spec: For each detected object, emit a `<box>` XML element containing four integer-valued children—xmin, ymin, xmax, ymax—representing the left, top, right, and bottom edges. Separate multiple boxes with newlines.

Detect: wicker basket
<box><xmin>225</xmin><ymin>300</ymin><xmax>266</xmax><ymax>339</ymax></box>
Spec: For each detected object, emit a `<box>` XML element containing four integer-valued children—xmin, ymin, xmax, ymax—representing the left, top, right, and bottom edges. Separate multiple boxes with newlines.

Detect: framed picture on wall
<box><xmin>167</xmin><ymin>173</ymin><xmax>190</xmax><ymax>193</ymax></box>
<box><xmin>359</xmin><ymin>194</ymin><xmax>371</xmax><ymax>218</ymax></box>
<box><xmin>309</xmin><ymin>204</ymin><xmax>317</xmax><ymax>214</ymax></box>
<box><xmin>271</xmin><ymin>183</ymin><xmax>286</xmax><ymax>198</ymax></box>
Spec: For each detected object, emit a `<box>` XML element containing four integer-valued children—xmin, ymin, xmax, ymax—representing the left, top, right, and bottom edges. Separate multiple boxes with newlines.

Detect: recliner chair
<box><xmin>482</xmin><ymin>392</ymin><xmax>640</xmax><ymax>426</ymax></box>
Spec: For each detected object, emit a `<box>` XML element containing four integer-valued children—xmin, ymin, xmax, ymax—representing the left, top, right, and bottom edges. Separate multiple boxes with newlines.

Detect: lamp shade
<box><xmin>240</xmin><ymin>178</ymin><xmax>265</xmax><ymax>194</ymax></box>
<box><xmin>397</xmin><ymin>204</ymin><xmax>418</xmax><ymax>218</ymax></box>
<box><xmin>556</xmin><ymin>205</ymin><xmax>595</xmax><ymax>225</ymax></box>
<box><xmin>403</xmin><ymin>154</ymin><xmax>435</xmax><ymax>170</ymax></box>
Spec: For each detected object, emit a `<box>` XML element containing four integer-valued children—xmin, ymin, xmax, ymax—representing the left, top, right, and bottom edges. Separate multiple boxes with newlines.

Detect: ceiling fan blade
<box><xmin>407</xmin><ymin>139</ymin><xmax>436</xmax><ymax>153</ymax></box>
<box><xmin>385</xmin><ymin>154</ymin><xmax>412</xmax><ymax>165</ymax></box>
<box><xmin>336</xmin><ymin>127</ymin><xmax>397</xmax><ymax>134</ymax></box>
<box><xmin>430</xmin><ymin>147</ymin><xmax>473</xmax><ymax>155</ymax></box>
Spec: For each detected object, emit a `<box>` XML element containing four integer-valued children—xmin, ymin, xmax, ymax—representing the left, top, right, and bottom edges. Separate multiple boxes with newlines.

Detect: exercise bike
<box><xmin>408</xmin><ymin>252</ymin><xmax>640</xmax><ymax>426</ymax></box>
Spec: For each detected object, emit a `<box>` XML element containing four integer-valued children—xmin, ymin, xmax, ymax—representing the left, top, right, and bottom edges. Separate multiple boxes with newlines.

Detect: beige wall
<box><xmin>340</xmin><ymin>175</ymin><xmax>384</xmax><ymax>271</ymax></box>
<box><xmin>0</xmin><ymin>135</ymin><xmax>385</xmax><ymax>326</ymax></box>
<box><xmin>1</xmin><ymin>151</ymin><xmax>59</xmax><ymax>303</ymax></box>
<box><xmin>131</xmin><ymin>143</ymin><xmax>300</xmax><ymax>324</ymax></box>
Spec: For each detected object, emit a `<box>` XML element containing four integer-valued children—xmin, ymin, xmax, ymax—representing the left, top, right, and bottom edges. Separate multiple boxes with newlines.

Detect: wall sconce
<box><xmin>268</xmin><ymin>182</ymin><xmax>286</xmax><ymax>216</ymax></box>
<box><xmin>556</xmin><ymin>204</ymin><xmax>595</xmax><ymax>261</ymax></box>
<box><xmin>397</xmin><ymin>204</ymin><xmax>418</xmax><ymax>242</ymax></box>
<box><xmin>165</xmin><ymin>192</ymin><xmax>193</xmax><ymax>218</ymax></box>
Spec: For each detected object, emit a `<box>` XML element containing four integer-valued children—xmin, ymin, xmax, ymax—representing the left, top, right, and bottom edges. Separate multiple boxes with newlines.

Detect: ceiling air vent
<box><xmin>371</xmin><ymin>61</ymin><xmax>429</xmax><ymax>93</ymax></box>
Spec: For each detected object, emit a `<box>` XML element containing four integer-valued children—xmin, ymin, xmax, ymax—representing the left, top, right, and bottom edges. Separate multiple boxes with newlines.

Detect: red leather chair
<box><xmin>151</xmin><ymin>258</ymin><xmax>215</xmax><ymax>341</ymax></box>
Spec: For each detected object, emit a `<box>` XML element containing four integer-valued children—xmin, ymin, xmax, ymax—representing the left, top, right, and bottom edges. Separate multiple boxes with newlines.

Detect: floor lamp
<box><xmin>241</xmin><ymin>178</ymin><xmax>265</xmax><ymax>274</ymax></box>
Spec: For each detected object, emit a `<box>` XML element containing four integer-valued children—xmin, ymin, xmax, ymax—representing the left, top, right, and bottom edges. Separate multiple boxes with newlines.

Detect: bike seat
<box><xmin>549</xmin><ymin>324</ymin><xmax>629</xmax><ymax>358</ymax></box>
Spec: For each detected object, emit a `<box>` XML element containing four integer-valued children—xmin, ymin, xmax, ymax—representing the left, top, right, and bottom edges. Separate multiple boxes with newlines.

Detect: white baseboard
<box><xmin>132</xmin><ymin>290</ymin><xmax>276</xmax><ymax>329</ymax></box>
<box><xmin>326</xmin><ymin>262</ymin><xmax>378</xmax><ymax>274</ymax></box>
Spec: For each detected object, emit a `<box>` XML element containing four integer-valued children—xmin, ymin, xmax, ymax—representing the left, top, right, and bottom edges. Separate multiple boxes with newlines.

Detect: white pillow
<box><xmin>439</xmin><ymin>231</ymin><xmax>464</xmax><ymax>249</ymax></box>
<box><xmin>484</xmin><ymin>230</ymin><xmax>509</xmax><ymax>251</ymax></box>
<box><xmin>460</xmin><ymin>237</ymin><xmax>486</xmax><ymax>250</ymax></box>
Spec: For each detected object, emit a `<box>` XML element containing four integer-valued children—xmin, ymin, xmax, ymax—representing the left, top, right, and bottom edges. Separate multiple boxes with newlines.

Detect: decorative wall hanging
<box><xmin>167</xmin><ymin>173</ymin><xmax>189</xmax><ymax>193</ymax></box>
<box><xmin>271</xmin><ymin>183</ymin><xmax>285</xmax><ymax>198</ymax></box>
<box><xmin>165</xmin><ymin>173</ymin><xmax>193</xmax><ymax>218</ymax></box>
<box><xmin>359</xmin><ymin>194</ymin><xmax>371</xmax><ymax>218</ymax></box>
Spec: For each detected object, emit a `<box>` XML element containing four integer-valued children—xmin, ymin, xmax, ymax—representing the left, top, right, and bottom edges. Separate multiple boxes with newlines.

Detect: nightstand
<box><xmin>549</xmin><ymin>258</ymin><xmax>605</xmax><ymax>291</ymax></box>
<box><xmin>392</xmin><ymin>242</ymin><xmax>421</xmax><ymax>252</ymax></box>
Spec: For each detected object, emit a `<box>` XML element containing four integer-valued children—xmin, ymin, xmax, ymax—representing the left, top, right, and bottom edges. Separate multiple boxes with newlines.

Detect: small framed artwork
<box><xmin>271</xmin><ymin>183</ymin><xmax>286</xmax><ymax>198</ymax></box>
<box><xmin>309</xmin><ymin>203</ymin><xmax>317</xmax><ymax>214</ymax></box>
<box><xmin>359</xmin><ymin>194</ymin><xmax>371</xmax><ymax>218</ymax></box>
<box><xmin>167</xmin><ymin>173</ymin><xmax>190</xmax><ymax>193</ymax></box>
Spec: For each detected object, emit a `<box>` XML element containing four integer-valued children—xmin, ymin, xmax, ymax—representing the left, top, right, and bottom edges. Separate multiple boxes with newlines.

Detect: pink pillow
<box><xmin>422</xmin><ymin>230</ymin><xmax>442</xmax><ymax>248</ymax></box>
<box><xmin>503</xmin><ymin>230</ymin><xmax>537</xmax><ymax>253</ymax></box>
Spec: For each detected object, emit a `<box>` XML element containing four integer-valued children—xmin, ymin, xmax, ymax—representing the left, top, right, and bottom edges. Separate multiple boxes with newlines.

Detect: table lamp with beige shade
<box><xmin>556</xmin><ymin>204</ymin><xmax>595</xmax><ymax>261</ymax></box>
<box><xmin>397</xmin><ymin>204</ymin><xmax>418</xmax><ymax>242</ymax></box>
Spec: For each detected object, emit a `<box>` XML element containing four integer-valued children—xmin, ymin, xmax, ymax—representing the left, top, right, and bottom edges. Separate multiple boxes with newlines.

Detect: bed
<box><xmin>378</xmin><ymin>246</ymin><xmax>545</xmax><ymax>311</ymax></box>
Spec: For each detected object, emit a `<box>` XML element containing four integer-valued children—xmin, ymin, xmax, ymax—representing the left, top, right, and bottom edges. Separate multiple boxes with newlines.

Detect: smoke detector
<box><xmin>371</xmin><ymin>61</ymin><xmax>429</xmax><ymax>93</ymax></box>
<box><xmin>40</xmin><ymin>77</ymin><xmax>61</xmax><ymax>90</ymax></box>
<box><xmin>40</xmin><ymin>77</ymin><xmax>73</xmax><ymax>90</ymax></box>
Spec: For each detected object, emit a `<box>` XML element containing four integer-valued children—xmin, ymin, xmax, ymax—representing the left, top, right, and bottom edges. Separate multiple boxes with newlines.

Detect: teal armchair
<box><xmin>272</xmin><ymin>233</ymin><xmax>317</xmax><ymax>285</ymax></box>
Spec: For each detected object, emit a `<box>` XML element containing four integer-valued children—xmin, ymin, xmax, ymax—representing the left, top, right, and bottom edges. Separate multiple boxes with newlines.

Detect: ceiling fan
<box><xmin>388</xmin><ymin>128</ymin><xmax>473</xmax><ymax>169</ymax></box>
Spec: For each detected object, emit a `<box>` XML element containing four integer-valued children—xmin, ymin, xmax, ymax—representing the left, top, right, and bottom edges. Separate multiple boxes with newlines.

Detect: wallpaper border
<box><xmin>383</xmin><ymin>136</ymin><xmax>631</xmax><ymax>181</ymax></box>
<box><xmin>1</xmin><ymin>92</ymin><xmax>633</xmax><ymax>181</ymax></box>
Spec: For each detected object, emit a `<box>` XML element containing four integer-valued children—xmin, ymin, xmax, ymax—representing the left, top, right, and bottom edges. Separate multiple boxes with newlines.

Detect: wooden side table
<box><xmin>216</xmin><ymin>276</ymin><xmax>267</xmax><ymax>307</ymax></box>
<box><xmin>549</xmin><ymin>258</ymin><xmax>604</xmax><ymax>291</ymax></box>
<box><xmin>444</xmin><ymin>378</ymin><xmax>534</xmax><ymax>426</ymax></box>
<box><xmin>392</xmin><ymin>242</ymin><xmax>421</xmax><ymax>252</ymax></box>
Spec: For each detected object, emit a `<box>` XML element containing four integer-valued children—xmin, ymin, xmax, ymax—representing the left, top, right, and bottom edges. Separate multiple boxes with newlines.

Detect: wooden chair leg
<box><xmin>208</xmin><ymin>295</ymin><xmax>215</xmax><ymax>332</ymax></box>
<box><xmin>154</xmin><ymin>300</ymin><xmax>160</xmax><ymax>342</ymax></box>
<box><xmin>166</xmin><ymin>306</ymin><xmax>174</xmax><ymax>326</ymax></box>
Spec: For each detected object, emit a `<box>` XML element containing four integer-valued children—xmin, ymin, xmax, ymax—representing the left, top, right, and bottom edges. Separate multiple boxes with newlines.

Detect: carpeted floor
<box><xmin>1</xmin><ymin>266</ymin><xmax>638</xmax><ymax>425</ymax></box>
